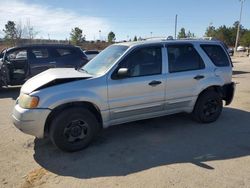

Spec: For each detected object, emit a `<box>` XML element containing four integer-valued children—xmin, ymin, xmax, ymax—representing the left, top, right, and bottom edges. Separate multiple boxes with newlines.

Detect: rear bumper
<box><xmin>222</xmin><ymin>82</ymin><xmax>236</xmax><ymax>105</ymax></box>
<box><xmin>12</xmin><ymin>104</ymin><xmax>51</xmax><ymax>138</ymax></box>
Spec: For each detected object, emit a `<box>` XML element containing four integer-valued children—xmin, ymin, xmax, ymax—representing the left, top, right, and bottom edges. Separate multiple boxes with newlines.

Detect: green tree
<box><xmin>186</xmin><ymin>30</ymin><xmax>195</xmax><ymax>38</ymax></box>
<box><xmin>3</xmin><ymin>21</ymin><xmax>17</xmax><ymax>45</ymax></box>
<box><xmin>205</xmin><ymin>25</ymin><xmax>217</xmax><ymax>37</ymax></box>
<box><xmin>241</xmin><ymin>31</ymin><xmax>250</xmax><ymax>47</ymax></box>
<box><xmin>178</xmin><ymin>28</ymin><xmax>186</xmax><ymax>39</ymax></box>
<box><xmin>215</xmin><ymin>25</ymin><xmax>234</xmax><ymax>46</ymax></box>
<box><xmin>233</xmin><ymin>21</ymin><xmax>244</xmax><ymax>31</ymax></box>
<box><xmin>133</xmin><ymin>36</ymin><xmax>138</xmax><ymax>41</ymax></box>
<box><xmin>108</xmin><ymin>31</ymin><xmax>116</xmax><ymax>43</ymax></box>
<box><xmin>203</xmin><ymin>21</ymin><xmax>250</xmax><ymax>46</ymax></box>
<box><xmin>70</xmin><ymin>27</ymin><xmax>84</xmax><ymax>45</ymax></box>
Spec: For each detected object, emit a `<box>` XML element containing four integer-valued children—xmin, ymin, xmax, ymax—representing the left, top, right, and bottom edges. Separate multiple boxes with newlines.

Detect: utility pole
<box><xmin>99</xmin><ymin>30</ymin><xmax>101</xmax><ymax>41</ymax></box>
<box><xmin>234</xmin><ymin>0</ymin><xmax>245</xmax><ymax>55</ymax></box>
<box><xmin>175</xmin><ymin>14</ymin><xmax>178</xmax><ymax>39</ymax></box>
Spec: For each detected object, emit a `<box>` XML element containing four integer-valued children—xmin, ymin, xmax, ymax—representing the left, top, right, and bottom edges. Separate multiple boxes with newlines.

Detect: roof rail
<box><xmin>145</xmin><ymin>36</ymin><xmax>174</xmax><ymax>41</ymax></box>
<box><xmin>178</xmin><ymin>37</ymin><xmax>216</xmax><ymax>41</ymax></box>
<box><xmin>144</xmin><ymin>37</ymin><xmax>167</xmax><ymax>41</ymax></box>
<box><xmin>145</xmin><ymin>36</ymin><xmax>218</xmax><ymax>41</ymax></box>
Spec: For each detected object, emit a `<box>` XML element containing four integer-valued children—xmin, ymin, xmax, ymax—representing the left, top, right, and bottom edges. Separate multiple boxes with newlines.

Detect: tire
<box><xmin>192</xmin><ymin>90</ymin><xmax>223</xmax><ymax>123</ymax></box>
<box><xmin>49</xmin><ymin>107</ymin><xmax>100</xmax><ymax>152</ymax></box>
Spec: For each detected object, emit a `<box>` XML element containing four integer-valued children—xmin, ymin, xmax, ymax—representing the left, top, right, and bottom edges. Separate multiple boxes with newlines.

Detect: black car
<box><xmin>83</xmin><ymin>50</ymin><xmax>100</xmax><ymax>60</ymax></box>
<box><xmin>0</xmin><ymin>44</ymin><xmax>88</xmax><ymax>87</ymax></box>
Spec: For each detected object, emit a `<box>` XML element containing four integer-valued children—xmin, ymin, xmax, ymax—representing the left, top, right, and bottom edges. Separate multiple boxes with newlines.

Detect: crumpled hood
<box><xmin>21</xmin><ymin>68</ymin><xmax>92</xmax><ymax>94</ymax></box>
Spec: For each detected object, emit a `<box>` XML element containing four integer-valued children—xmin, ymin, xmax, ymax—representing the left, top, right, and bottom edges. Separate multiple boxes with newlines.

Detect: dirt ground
<box><xmin>0</xmin><ymin>56</ymin><xmax>250</xmax><ymax>188</ymax></box>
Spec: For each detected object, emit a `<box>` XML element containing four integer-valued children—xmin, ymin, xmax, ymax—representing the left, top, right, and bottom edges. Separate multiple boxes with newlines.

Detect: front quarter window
<box><xmin>82</xmin><ymin>45</ymin><xmax>128</xmax><ymax>75</ymax></box>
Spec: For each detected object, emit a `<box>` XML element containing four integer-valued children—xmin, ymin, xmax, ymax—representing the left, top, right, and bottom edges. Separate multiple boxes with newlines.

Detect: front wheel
<box><xmin>49</xmin><ymin>107</ymin><xmax>100</xmax><ymax>152</ymax></box>
<box><xmin>192</xmin><ymin>90</ymin><xmax>223</xmax><ymax>123</ymax></box>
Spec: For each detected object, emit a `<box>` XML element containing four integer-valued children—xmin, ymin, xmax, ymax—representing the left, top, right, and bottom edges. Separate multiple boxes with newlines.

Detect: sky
<box><xmin>0</xmin><ymin>0</ymin><xmax>249</xmax><ymax>41</ymax></box>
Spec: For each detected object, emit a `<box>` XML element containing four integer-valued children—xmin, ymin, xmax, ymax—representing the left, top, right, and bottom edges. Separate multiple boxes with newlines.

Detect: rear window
<box><xmin>85</xmin><ymin>51</ymin><xmax>99</xmax><ymax>55</ymax></box>
<box><xmin>201</xmin><ymin>45</ymin><xmax>230</xmax><ymax>67</ymax></box>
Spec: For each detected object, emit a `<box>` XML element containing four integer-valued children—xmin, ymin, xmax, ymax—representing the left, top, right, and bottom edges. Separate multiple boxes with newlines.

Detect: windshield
<box><xmin>81</xmin><ymin>45</ymin><xmax>128</xmax><ymax>75</ymax></box>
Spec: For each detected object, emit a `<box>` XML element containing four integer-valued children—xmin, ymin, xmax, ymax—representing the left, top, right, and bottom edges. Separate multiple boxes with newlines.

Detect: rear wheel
<box><xmin>49</xmin><ymin>107</ymin><xmax>100</xmax><ymax>152</ymax></box>
<box><xmin>192</xmin><ymin>90</ymin><xmax>223</xmax><ymax>123</ymax></box>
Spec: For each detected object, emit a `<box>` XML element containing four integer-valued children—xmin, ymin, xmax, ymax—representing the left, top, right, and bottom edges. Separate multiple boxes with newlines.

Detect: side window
<box><xmin>119</xmin><ymin>46</ymin><xmax>162</xmax><ymax>77</ymax></box>
<box><xmin>56</xmin><ymin>48</ymin><xmax>73</xmax><ymax>56</ymax></box>
<box><xmin>31</xmin><ymin>49</ymin><xmax>49</xmax><ymax>59</ymax></box>
<box><xmin>201</xmin><ymin>45</ymin><xmax>230</xmax><ymax>67</ymax></box>
<box><xmin>167</xmin><ymin>45</ymin><xmax>205</xmax><ymax>73</ymax></box>
<box><xmin>7</xmin><ymin>49</ymin><xmax>27</xmax><ymax>61</ymax></box>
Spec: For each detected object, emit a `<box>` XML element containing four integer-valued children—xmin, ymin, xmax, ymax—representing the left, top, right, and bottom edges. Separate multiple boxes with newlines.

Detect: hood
<box><xmin>21</xmin><ymin>68</ymin><xmax>92</xmax><ymax>94</ymax></box>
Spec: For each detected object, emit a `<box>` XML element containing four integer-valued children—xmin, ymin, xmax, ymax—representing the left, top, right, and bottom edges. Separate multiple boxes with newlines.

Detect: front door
<box><xmin>107</xmin><ymin>46</ymin><xmax>166</xmax><ymax>123</ymax></box>
<box><xmin>5</xmin><ymin>48</ymin><xmax>28</xmax><ymax>83</ymax></box>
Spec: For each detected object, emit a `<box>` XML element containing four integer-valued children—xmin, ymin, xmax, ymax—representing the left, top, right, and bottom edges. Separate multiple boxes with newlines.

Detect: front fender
<box><xmin>30</xmin><ymin>75</ymin><xmax>108</xmax><ymax>111</ymax></box>
<box><xmin>39</xmin><ymin>90</ymin><xmax>108</xmax><ymax>111</ymax></box>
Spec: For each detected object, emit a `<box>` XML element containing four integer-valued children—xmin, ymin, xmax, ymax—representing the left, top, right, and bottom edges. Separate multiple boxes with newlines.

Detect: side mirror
<box><xmin>116</xmin><ymin>68</ymin><xmax>129</xmax><ymax>79</ymax></box>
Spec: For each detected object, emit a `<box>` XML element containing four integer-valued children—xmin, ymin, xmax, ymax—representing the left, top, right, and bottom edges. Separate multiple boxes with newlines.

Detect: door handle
<box><xmin>193</xmin><ymin>75</ymin><xmax>205</xmax><ymax>80</ymax></box>
<box><xmin>148</xmin><ymin>80</ymin><xmax>162</xmax><ymax>86</ymax></box>
<box><xmin>49</xmin><ymin>61</ymin><xmax>56</xmax><ymax>64</ymax></box>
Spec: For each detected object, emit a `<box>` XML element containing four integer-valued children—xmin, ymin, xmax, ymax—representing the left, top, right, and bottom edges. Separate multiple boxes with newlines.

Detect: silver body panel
<box><xmin>12</xmin><ymin>104</ymin><xmax>51</xmax><ymax>138</ymax></box>
<box><xmin>12</xmin><ymin>40</ymin><xmax>233</xmax><ymax>138</ymax></box>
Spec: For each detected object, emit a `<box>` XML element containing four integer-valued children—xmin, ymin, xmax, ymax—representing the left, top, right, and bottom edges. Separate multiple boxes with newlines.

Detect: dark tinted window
<box><xmin>56</xmin><ymin>48</ymin><xmax>74</xmax><ymax>56</ymax></box>
<box><xmin>167</xmin><ymin>44</ymin><xmax>204</xmax><ymax>73</ymax></box>
<box><xmin>31</xmin><ymin>49</ymin><xmax>49</xmax><ymax>59</ymax></box>
<box><xmin>201</xmin><ymin>45</ymin><xmax>230</xmax><ymax>67</ymax></box>
<box><xmin>119</xmin><ymin>46</ymin><xmax>162</xmax><ymax>77</ymax></box>
<box><xmin>85</xmin><ymin>51</ymin><xmax>99</xmax><ymax>55</ymax></box>
<box><xmin>7</xmin><ymin>49</ymin><xmax>27</xmax><ymax>61</ymax></box>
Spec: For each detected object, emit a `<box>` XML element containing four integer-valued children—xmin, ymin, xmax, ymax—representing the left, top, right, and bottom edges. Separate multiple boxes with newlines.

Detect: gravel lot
<box><xmin>0</xmin><ymin>56</ymin><xmax>250</xmax><ymax>188</ymax></box>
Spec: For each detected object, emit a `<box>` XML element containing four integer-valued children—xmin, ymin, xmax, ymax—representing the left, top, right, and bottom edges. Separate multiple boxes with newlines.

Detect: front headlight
<box><xmin>18</xmin><ymin>94</ymin><xmax>39</xmax><ymax>109</ymax></box>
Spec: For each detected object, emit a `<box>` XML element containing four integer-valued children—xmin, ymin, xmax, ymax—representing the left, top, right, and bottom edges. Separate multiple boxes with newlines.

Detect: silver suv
<box><xmin>12</xmin><ymin>39</ymin><xmax>235</xmax><ymax>152</ymax></box>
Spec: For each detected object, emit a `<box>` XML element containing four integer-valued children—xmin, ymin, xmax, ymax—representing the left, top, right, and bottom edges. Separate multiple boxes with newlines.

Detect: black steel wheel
<box><xmin>192</xmin><ymin>90</ymin><xmax>223</xmax><ymax>123</ymax></box>
<box><xmin>49</xmin><ymin>107</ymin><xmax>100</xmax><ymax>152</ymax></box>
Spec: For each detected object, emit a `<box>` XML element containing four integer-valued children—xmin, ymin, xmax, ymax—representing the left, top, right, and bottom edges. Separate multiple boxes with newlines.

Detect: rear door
<box><xmin>165</xmin><ymin>43</ymin><xmax>206</xmax><ymax>110</ymax></box>
<box><xmin>28</xmin><ymin>47</ymin><xmax>55</xmax><ymax>77</ymax></box>
<box><xmin>52</xmin><ymin>47</ymin><xmax>87</xmax><ymax>68</ymax></box>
